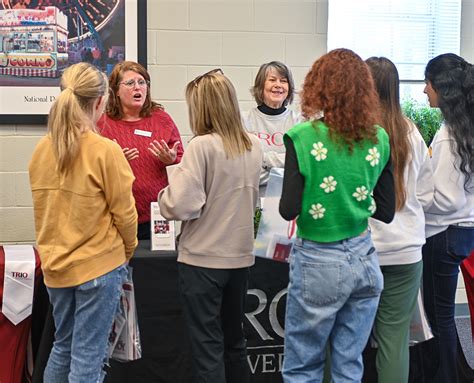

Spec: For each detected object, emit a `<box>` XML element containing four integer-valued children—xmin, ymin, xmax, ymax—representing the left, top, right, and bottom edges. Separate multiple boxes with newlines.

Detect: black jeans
<box><xmin>422</xmin><ymin>225</ymin><xmax>474</xmax><ymax>382</ymax></box>
<box><xmin>178</xmin><ymin>263</ymin><xmax>250</xmax><ymax>383</ymax></box>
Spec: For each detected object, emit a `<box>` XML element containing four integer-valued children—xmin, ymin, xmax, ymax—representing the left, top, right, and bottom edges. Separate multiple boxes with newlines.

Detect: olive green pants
<box><xmin>373</xmin><ymin>261</ymin><xmax>423</xmax><ymax>383</ymax></box>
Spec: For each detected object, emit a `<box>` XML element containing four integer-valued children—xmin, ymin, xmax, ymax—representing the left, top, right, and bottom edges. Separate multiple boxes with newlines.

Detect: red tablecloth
<box><xmin>461</xmin><ymin>250</ymin><xmax>474</xmax><ymax>342</ymax></box>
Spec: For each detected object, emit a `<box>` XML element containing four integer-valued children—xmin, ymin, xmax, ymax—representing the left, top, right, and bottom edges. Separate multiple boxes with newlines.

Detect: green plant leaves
<box><xmin>402</xmin><ymin>98</ymin><xmax>443</xmax><ymax>145</ymax></box>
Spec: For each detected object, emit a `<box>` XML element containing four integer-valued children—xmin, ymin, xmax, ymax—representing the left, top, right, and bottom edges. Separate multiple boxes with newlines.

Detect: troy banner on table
<box><xmin>32</xmin><ymin>244</ymin><xmax>470</xmax><ymax>382</ymax></box>
<box><xmin>245</xmin><ymin>257</ymin><xmax>289</xmax><ymax>382</ymax></box>
<box><xmin>101</xmin><ymin>249</ymin><xmax>290</xmax><ymax>383</ymax></box>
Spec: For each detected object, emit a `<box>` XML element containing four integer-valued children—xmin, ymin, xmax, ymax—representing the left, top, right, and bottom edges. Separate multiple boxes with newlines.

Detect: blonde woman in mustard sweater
<box><xmin>29</xmin><ymin>62</ymin><xmax>138</xmax><ymax>383</ymax></box>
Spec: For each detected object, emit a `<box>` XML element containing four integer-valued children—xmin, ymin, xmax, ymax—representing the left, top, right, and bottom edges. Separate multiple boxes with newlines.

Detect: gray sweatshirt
<box><xmin>158</xmin><ymin>133</ymin><xmax>262</xmax><ymax>269</ymax></box>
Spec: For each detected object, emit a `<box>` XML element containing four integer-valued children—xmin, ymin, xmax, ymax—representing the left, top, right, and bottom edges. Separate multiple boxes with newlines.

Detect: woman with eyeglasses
<box><xmin>98</xmin><ymin>61</ymin><xmax>184</xmax><ymax>239</ymax></box>
<box><xmin>242</xmin><ymin>61</ymin><xmax>301</xmax><ymax>198</ymax></box>
<box><xmin>158</xmin><ymin>69</ymin><xmax>262</xmax><ymax>383</ymax></box>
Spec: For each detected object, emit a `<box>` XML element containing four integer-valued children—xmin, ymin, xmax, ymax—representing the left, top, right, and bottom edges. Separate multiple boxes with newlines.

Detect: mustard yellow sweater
<box><xmin>29</xmin><ymin>131</ymin><xmax>138</xmax><ymax>288</ymax></box>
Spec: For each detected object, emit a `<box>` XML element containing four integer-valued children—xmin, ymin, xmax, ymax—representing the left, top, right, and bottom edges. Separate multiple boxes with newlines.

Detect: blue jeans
<box><xmin>283</xmin><ymin>233</ymin><xmax>383</xmax><ymax>383</ymax></box>
<box><xmin>422</xmin><ymin>225</ymin><xmax>474</xmax><ymax>383</ymax></box>
<box><xmin>44</xmin><ymin>265</ymin><xmax>127</xmax><ymax>383</ymax></box>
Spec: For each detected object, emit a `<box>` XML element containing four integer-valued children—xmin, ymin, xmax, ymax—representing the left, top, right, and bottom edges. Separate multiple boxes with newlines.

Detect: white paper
<box><xmin>150</xmin><ymin>202</ymin><xmax>176</xmax><ymax>251</ymax></box>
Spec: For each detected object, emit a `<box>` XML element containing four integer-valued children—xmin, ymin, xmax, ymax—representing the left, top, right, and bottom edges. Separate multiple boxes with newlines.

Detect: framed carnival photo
<box><xmin>0</xmin><ymin>0</ymin><xmax>147</xmax><ymax>124</ymax></box>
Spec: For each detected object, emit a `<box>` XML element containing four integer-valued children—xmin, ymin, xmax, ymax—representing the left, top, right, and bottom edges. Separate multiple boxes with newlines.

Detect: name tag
<box><xmin>134</xmin><ymin>129</ymin><xmax>152</xmax><ymax>137</ymax></box>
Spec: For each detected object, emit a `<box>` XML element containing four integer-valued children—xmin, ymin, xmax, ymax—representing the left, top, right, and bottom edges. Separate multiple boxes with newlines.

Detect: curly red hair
<box><xmin>301</xmin><ymin>49</ymin><xmax>381</xmax><ymax>149</ymax></box>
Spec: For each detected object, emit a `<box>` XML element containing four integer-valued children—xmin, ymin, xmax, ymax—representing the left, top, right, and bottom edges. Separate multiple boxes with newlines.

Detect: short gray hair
<box><xmin>251</xmin><ymin>61</ymin><xmax>295</xmax><ymax>106</ymax></box>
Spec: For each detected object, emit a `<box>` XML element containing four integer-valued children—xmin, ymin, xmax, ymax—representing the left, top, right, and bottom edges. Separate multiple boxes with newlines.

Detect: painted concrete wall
<box><xmin>1</xmin><ymin>0</ymin><xmax>472</xmax><ymax>301</ymax></box>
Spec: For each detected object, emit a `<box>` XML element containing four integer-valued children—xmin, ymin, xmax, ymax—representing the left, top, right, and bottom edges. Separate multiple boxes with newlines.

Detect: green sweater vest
<box><xmin>286</xmin><ymin>121</ymin><xmax>390</xmax><ymax>242</ymax></box>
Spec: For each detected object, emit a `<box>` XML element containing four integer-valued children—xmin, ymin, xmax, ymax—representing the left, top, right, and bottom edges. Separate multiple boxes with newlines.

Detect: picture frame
<box><xmin>0</xmin><ymin>0</ymin><xmax>147</xmax><ymax>125</ymax></box>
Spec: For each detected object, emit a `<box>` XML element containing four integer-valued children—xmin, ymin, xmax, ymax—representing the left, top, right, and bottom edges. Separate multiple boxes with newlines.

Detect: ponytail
<box><xmin>48</xmin><ymin>63</ymin><xmax>108</xmax><ymax>172</ymax></box>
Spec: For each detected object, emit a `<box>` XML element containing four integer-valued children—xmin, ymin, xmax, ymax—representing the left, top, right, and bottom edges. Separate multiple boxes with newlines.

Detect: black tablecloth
<box><xmin>31</xmin><ymin>241</ymin><xmax>473</xmax><ymax>382</ymax></box>
<box><xmin>105</xmin><ymin>244</ymin><xmax>193</xmax><ymax>382</ymax></box>
<box><xmin>32</xmin><ymin>242</ymin><xmax>288</xmax><ymax>383</ymax></box>
<box><xmin>106</xmin><ymin>241</ymin><xmax>289</xmax><ymax>383</ymax></box>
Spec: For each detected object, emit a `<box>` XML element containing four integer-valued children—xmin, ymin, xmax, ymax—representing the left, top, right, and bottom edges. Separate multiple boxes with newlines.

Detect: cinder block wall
<box><xmin>0</xmin><ymin>126</ymin><xmax>46</xmax><ymax>243</ymax></box>
<box><xmin>0</xmin><ymin>0</ymin><xmax>472</xmax><ymax>302</ymax></box>
<box><xmin>146</xmin><ymin>0</ymin><xmax>328</xmax><ymax>144</ymax></box>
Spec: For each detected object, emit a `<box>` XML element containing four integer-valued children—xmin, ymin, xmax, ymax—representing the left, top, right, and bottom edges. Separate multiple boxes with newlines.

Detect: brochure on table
<box><xmin>150</xmin><ymin>202</ymin><xmax>176</xmax><ymax>251</ymax></box>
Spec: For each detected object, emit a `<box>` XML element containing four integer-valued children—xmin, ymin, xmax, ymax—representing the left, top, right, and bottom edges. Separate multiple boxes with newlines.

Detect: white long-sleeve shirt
<box><xmin>425</xmin><ymin>124</ymin><xmax>474</xmax><ymax>238</ymax></box>
<box><xmin>369</xmin><ymin>121</ymin><xmax>434</xmax><ymax>265</ymax></box>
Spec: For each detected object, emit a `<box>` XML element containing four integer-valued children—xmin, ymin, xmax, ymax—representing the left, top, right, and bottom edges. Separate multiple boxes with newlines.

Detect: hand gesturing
<box><xmin>148</xmin><ymin>140</ymin><xmax>180</xmax><ymax>165</ymax></box>
<box><xmin>114</xmin><ymin>139</ymin><xmax>139</xmax><ymax>161</ymax></box>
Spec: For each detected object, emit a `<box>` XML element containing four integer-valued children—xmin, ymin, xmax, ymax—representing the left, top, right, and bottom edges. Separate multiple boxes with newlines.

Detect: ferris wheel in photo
<box><xmin>1</xmin><ymin>0</ymin><xmax>120</xmax><ymax>45</ymax></box>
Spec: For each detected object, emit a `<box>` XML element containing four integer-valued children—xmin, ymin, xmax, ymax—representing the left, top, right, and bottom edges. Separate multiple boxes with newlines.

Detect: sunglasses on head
<box><xmin>193</xmin><ymin>68</ymin><xmax>224</xmax><ymax>87</ymax></box>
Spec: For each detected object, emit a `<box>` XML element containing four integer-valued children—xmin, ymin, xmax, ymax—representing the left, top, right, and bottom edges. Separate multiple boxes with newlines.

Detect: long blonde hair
<box><xmin>185</xmin><ymin>71</ymin><xmax>252</xmax><ymax>158</ymax></box>
<box><xmin>48</xmin><ymin>63</ymin><xmax>108</xmax><ymax>172</ymax></box>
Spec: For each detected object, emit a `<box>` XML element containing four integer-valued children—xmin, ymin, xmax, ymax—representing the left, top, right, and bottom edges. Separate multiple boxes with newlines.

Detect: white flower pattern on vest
<box><xmin>365</xmin><ymin>147</ymin><xmax>380</xmax><ymax>167</ymax></box>
<box><xmin>309</xmin><ymin>203</ymin><xmax>326</xmax><ymax>219</ymax></box>
<box><xmin>353</xmin><ymin>186</ymin><xmax>369</xmax><ymax>201</ymax></box>
<box><xmin>311</xmin><ymin>142</ymin><xmax>328</xmax><ymax>161</ymax></box>
<box><xmin>320</xmin><ymin>176</ymin><xmax>337</xmax><ymax>193</ymax></box>
<box><xmin>368</xmin><ymin>199</ymin><xmax>377</xmax><ymax>213</ymax></box>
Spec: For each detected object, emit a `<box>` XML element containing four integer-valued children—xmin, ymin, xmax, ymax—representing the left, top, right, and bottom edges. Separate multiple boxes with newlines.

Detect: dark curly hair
<box><xmin>425</xmin><ymin>53</ymin><xmax>474</xmax><ymax>190</ymax></box>
<box><xmin>301</xmin><ymin>49</ymin><xmax>381</xmax><ymax>150</ymax></box>
<box><xmin>106</xmin><ymin>61</ymin><xmax>163</xmax><ymax>120</ymax></box>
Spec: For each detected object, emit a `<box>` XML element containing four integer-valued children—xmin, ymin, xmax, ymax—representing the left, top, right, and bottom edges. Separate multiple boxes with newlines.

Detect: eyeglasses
<box><xmin>120</xmin><ymin>79</ymin><xmax>149</xmax><ymax>88</ymax></box>
<box><xmin>193</xmin><ymin>68</ymin><xmax>224</xmax><ymax>87</ymax></box>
